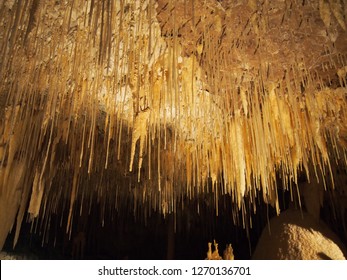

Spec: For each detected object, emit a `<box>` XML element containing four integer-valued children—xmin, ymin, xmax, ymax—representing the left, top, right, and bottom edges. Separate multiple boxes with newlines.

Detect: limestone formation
<box><xmin>252</xmin><ymin>209</ymin><xmax>346</xmax><ymax>260</ymax></box>
<box><xmin>0</xmin><ymin>0</ymin><xmax>346</xmax><ymax>258</ymax></box>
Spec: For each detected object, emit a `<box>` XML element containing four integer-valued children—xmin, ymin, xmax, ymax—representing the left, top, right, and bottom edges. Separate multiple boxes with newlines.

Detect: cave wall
<box><xmin>0</xmin><ymin>0</ymin><xmax>347</xmax><ymax>258</ymax></box>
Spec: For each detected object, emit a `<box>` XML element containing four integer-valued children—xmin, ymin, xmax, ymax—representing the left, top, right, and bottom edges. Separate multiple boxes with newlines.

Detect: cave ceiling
<box><xmin>0</xmin><ymin>0</ymin><xmax>347</xmax><ymax>248</ymax></box>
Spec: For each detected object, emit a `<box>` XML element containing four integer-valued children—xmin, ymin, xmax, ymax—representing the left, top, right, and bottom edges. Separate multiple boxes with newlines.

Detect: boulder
<box><xmin>252</xmin><ymin>209</ymin><xmax>346</xmax><ymax>260</ymax></box>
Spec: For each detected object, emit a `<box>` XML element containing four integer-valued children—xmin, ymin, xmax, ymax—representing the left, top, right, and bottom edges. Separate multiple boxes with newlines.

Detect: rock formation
<box><xmin>0</xmin><ymin>0</ymin><xmax>346</xmax><ymax>259</ymax></box>
<box><xmin>252</xmin><ymin>209</ymin><xmax>346</xmax><ymax>260</ymax></box>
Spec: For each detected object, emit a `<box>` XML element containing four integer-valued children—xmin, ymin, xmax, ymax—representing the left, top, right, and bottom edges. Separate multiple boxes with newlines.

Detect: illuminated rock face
<box><xmin>252</xmin><ymin>209</ymin><xmax>346</xmax><ymax>260</ymax></box>
<box><xmin>0</xmin><ymin>0</ymin><xmax>346</xmax><ymax>255</ymax></box>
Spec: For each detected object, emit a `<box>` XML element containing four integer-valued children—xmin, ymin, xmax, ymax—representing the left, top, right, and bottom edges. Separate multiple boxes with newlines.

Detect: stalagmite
<box><xmin>205</xmin><ymin>240</ymin><xmax>234</xmax><ymax>260</ymax></box>
<box><xmin>252</xmin><ymin>209</ymin><xmax>346</xmax><ymax>260</ymax></box>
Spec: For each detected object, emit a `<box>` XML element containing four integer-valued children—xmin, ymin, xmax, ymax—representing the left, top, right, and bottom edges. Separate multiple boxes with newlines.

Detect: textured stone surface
<box><xmin>156</xmin><ymin>0</ymin><xmax>347</xmax><ymax>86</ymax></box>
<box><xmin>252</xmin><ymin>209</ymin><xmax>347</xmax><ymax>260</ymax></box>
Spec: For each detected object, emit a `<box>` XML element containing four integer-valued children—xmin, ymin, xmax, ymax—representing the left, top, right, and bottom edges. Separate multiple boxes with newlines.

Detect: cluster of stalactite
<box><xmin>0</xmin><ymin>0</ymin><xmax>346</xmax><ymax>249</ymax></box>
